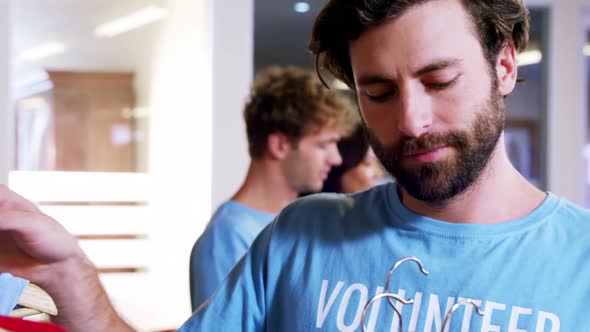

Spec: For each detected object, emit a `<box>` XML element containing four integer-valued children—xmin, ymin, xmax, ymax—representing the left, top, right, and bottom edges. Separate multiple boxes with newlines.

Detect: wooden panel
<box><xmin>52</xmin><ymin>87</ymin><xmax>88</xmax><ymax>170</ymax></box>
<box><xmin>14</xmin><ymin>70</ymin><xmax>137</xmax><ymax>172</ymax></box>
<box><xmin>49</xmin><ymin>71</ymin><xmax>136</xmax><ymax>172</ymax></box>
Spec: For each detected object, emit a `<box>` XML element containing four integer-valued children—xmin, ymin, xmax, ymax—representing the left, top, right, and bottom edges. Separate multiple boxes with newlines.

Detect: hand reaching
<box><xmin>0</xmin><ymin>185</ymin><xmax>134</xmax><ymax>332</ymax></box>
<box><xmin>0</xmin><ymin>185</ymin><xmax>82</xmax><ymax>286</ymax></box>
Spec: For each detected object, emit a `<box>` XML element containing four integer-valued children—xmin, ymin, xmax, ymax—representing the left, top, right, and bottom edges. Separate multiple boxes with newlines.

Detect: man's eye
<box><xmin>426</xmin><ymin>76</ymin><xmax>459</xmax><ymax>90</ymax></box>
<box><xmin>365</xmin><ymin>91</ymin><xmax>395</xmax><ymax>102</ymax></box>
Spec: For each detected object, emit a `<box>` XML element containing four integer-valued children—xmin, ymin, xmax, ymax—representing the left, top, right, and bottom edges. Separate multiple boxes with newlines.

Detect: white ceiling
<box><xmin>10</xmin><ymin>0</ymin><xmax>322</xmax><ymax>80</ymax></box>
<box><xmin>11</xmin><ymin>0</ymin><xmax>167</xmax><ymax>79</ymax></box>
<box><xmin>10</xmin><ymin>0</ymin><xmax>552</xmax><ymax>82</ymax></box>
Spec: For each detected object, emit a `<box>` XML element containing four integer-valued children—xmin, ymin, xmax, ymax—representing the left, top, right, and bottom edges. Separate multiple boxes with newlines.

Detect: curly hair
<box><xmin>244</xmin><ymin>66</ymin><xmax>356</xmax><ymax>159</ymax></box>
<box><xmin>309</xmin><ymin>0</ymin><xmax>529</xmax><ymax>88</ymax></box>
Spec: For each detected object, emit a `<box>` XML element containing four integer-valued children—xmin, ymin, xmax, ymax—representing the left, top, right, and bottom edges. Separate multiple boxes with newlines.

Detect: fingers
<box><xmin>0</xmin><ymin>232</ymin><xmax>46</xmax><ymax>280</ymax></box>
<box><xmin>0</xmin><ymin>186</ymin><xmax>68</xmax><ymax>256</ymax></box>
<box><xmin>0</xmin><ymin>185</ymin><xmax>42</xmax><ymax>213</ymax></box>
<box><xmin>0</xmin><ymin>209</ymin><xmax>78</xmax><ymax>263</ymax></box>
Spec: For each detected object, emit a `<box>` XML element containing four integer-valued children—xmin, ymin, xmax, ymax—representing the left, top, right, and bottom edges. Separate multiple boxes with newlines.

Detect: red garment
<box><xmin>0</xmin><ymin>316</ymin><xmax>67</xmax><ymax>332</ymax></box>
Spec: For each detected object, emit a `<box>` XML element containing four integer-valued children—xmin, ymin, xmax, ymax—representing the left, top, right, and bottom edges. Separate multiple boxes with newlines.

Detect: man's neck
<box><xmin>231</xmin><ymin>159</ymin><xmax>299</xmax><ymax>214</ymax></box>
<box><xmin>399</xmin><ymin>141</ymin><xmax>547</xmax><ymax>224</ymax></box>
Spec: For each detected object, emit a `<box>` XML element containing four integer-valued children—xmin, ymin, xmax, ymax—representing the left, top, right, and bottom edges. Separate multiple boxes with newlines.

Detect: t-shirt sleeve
<box><xmin>181</xmin><ymin>222</ymin><xmax>274</xmax><ymax>332</ymax></box>
<box><xmin>189</xmin><ymin>218</ymin><xmax>253</xmax><ymax>310</ymax></box>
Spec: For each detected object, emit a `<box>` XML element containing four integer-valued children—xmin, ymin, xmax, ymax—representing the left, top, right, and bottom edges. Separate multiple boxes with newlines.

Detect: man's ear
<box><xmin>267</xmin><ymin>132</ymin><xmax>291</xmax><ymax>160</ymax></box>
<box><xmin>496</xmin><ymin>43</ymin><xmax>518</xmax><ymax>96</ymax></box>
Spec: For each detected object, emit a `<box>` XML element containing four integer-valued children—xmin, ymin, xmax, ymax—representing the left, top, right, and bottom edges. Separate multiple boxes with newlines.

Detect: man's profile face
<box><xmin>282</xmin><ymin>126</ymin><xmax>343</xmax><ymax>193</ymax></box>
<box><xmin>349</xmin><ymin>0</ymin><xmax>505</xmax><ymax>203</ymax></box>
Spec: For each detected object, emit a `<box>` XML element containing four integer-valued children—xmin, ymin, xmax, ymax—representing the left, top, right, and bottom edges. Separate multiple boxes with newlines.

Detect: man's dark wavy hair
<box><xmin>309</xmin><ymin>0</ymin><xmax>529</xmax><ymax>88</ymax></box>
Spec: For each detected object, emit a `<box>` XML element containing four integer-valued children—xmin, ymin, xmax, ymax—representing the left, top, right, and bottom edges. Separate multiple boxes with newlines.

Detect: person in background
<box><xmin>321</xmin><ymin>124</ymin><xmax>384</xmax><ymax>194</ymax></box>
<box><xmin>189</xmin><ymin>66</ymin><xmax>356</xmax><ymax>310</ymax></box>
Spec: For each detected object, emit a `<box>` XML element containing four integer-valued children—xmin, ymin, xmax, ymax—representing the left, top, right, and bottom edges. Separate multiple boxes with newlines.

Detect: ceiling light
<box><xmin>584</xmin><ymin>44</ymin><xmax>590</xmax><ymax>56</ymax></box>
<box><xmin>517</xmin><ymin>50</ymin><xmax>542</xmax><ymax>66</ymax></box>
<box><xmin>16</xmin><ymin>41</ymin><xmax>67</xmax><ymax>63</ymax></box>
<box><xmin>294</xmin><ymin>2</ymin><xmax>310</xmax><ymax>13</ymax></box>
<box><xmin>94</xmin><ymin>6</ymin><xmax>169</xmax><ymax>38</ymax></box>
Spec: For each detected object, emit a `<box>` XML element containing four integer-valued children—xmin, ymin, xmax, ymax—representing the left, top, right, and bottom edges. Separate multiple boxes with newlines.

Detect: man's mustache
<box><xmin>392</xmin><ymin>132</ymin><xmax>469</xmax><ymax>157</ymax></box>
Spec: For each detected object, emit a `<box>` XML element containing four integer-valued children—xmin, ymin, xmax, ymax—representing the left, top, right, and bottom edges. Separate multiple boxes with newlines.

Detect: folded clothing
<box><xmin>0</xmin><ymin>274</ymin><xmax>29</xmax><ymax>316</ymax></box>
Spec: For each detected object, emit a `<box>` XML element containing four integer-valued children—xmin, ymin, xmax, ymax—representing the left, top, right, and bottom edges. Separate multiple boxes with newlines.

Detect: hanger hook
<box><xmin>383</xmin><ymin>256</ymin><xmax>429</xmax><ymax>308</ymax></box>
<box><xmin>361</xmin><ymin>257</ymin><xmax>429</xmax><ymax>332</ymax></box>
<box><xmin>441</xmin><ymin>299</ymin><xmax>484</xmax><ymax>332</ymax></box>
<box><xmin>361</xmin><ymin>293</ymin><xmax>405</xmax><ymax>332</ymax></box>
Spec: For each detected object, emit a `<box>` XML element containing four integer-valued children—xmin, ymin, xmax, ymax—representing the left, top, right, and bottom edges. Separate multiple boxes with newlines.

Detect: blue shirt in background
<box><xmin>189</xmin><ymin>200</ymin><xmax>275</xmax><ymax>311</ymax></box>
<box><xmin>181</xmin><ymin>183</ymin><xmax>590</xmax><ymax>331</ymax></box>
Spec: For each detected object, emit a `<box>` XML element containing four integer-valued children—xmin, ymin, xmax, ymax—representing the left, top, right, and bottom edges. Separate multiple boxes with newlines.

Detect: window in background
<box><xmin>504</xmin><ymin>8</ymin><xmax>549</xmax><ymax>189</ymax></box>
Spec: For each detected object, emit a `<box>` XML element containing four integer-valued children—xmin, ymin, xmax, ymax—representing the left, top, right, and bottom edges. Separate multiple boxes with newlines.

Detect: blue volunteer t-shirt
<box><xmin>189</xmin><ymin>200</ymin><xmax>275</xmax><ymax>310</ymax></box>
<box><xmin>181</xmin><ymin>183</ymin><xmax>590</xmax><ymax>331</ymax></box>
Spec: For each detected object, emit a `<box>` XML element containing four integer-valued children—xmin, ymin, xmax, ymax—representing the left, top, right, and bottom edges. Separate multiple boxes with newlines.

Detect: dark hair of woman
<box><xmin>321</xmin><ymin>124</ymin><xmax>370</xmax><ymax>193</ymax></box>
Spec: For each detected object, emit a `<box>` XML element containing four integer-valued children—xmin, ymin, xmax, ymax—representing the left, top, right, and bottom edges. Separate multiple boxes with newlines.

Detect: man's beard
<box><xmin>367</xmin><ymin>92</ymin><xmax>505</xmax><ymax>204</ymax></box>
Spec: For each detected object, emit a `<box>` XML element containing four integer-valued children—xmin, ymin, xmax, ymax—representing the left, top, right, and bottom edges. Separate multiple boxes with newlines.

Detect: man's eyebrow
<box><xmin>356</xmin><ymin>75</ymin><xmax>395</xmax><ymax>86</ymax></box>
<box><xmin>413</xmin><ymin>58</ymin><xmax>463</xmax><ymax>76</ymax></box>
<box><xmin>356</xmin><ymin>58</ymin><xmax>463</xmax><ymax>86</ymax></box>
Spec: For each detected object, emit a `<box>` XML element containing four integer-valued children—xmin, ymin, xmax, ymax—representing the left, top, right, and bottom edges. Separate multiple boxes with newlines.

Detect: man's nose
<box><xmin>330</xmin><ymin>145</ymin><xmax>343</xmax><ymax>166</ymax></box>
<box><xmin>397</xmin><ymin>87</ymin><xmax>432</xmax><ymax>138</ymax></box>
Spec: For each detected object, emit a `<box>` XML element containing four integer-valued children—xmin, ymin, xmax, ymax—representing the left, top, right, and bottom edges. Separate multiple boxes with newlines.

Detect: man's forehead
<box><xmin>303</xmin><ymin>122</ymin><xmax>342</xmax><ymax>139</ymax></box>
<box><xmin>349</xmin><ymin>0</ymin><xmax>480</xmax><ymax>78</ymax></box>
